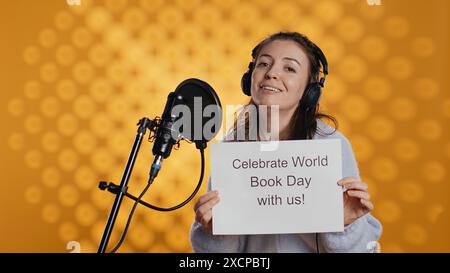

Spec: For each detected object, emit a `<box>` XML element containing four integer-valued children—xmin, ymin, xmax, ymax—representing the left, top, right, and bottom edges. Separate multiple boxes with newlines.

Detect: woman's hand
<box><xmin>338</xmin><ymin>177</ymin><xmax>374</xmax><ymax>226</ymax></box>
<box><xmin>194</xmin><ymin>190</ymin><xmax>220</xmax><ymax>233</ymax></box>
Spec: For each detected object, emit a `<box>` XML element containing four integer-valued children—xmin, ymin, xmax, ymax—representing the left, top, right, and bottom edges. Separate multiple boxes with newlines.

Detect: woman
<box><xmin>190</xmin><ymin>32</ymin><xmax>382</xmax><ymax>253</ymax></box>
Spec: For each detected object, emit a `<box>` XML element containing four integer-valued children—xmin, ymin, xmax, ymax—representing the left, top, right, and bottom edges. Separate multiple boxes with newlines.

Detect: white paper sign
<box><xmin>210</xmin><ymin>139</ymin><xmax>343</xmax><ymax>235</ymax></box>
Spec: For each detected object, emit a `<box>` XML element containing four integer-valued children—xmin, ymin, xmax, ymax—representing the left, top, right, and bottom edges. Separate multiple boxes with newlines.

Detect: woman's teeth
<box><xmin>262</xmin><ymin>86</ymin><xmax>281</xmax><ymax>93</ymax></box>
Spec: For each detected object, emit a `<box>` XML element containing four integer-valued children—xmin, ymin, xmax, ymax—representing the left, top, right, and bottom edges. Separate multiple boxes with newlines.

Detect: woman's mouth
<box><xmin>260</xmin><ymin>85</ymin><xmax>282</xmax><ymax>93</ymax></box>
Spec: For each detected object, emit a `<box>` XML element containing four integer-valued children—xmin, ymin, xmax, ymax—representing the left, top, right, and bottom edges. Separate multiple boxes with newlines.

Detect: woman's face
<box><xmin>251</xmin><ymin>39</ymin><xmax>311</xmax><ymax>113</ymax></box>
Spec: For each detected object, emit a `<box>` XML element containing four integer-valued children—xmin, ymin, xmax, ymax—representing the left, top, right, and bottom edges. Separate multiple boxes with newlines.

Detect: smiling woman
<box><xmin>190</xmin><ymin>31</ymin><xmax>382</xmax><ymax>253</ymax></box>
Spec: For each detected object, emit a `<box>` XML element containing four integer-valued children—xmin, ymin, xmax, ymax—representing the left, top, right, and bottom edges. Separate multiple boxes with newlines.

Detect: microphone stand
<box><xmin>97</xmin><ymin>117</ymin><xmax>155</xmax><ymax>254</ymax></box>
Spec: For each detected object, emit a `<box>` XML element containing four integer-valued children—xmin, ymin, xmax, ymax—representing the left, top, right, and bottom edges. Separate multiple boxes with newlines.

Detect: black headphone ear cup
<box><xmin>241</xmin><ymin>71</ymin><xmax>251</xmax><ymax>96</ymax></box>
<box><xmin>300</xmin><ymin>83</ymin><xmax>322</xmax><ymax>112</ymax></box>
<box><xmin>241</xmin><ymin>62</ymin><xmax>254</xmax><ymax>96</ymax></box>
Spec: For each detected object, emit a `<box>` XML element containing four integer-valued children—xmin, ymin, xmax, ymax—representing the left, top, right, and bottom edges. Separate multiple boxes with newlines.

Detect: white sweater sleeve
<box><xmin>318</xmin><ymin>133</ymin><xmax>383</xmax><ymax>252</ymax></box>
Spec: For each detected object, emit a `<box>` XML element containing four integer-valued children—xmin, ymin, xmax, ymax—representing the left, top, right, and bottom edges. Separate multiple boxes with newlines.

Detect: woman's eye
<box><xmin>257</xmin><ymin>62</ymin><xmax>269</xmax><ymax>67</ymax></box>
<box><xmin>286</xmin><ymin>67</ymin><xmax>296</xmax><ymax>73</ymax></box>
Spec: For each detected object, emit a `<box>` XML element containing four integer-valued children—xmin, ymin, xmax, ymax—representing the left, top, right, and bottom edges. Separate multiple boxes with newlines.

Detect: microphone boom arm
<box><xmin>97</xmin><ymin>116</ymin><xmax>206</xmax><ymax>253</ymax></box>
<box><xmin>97</xmin><ymin>117</ymin><xmax>155</xmax><ymax>253</ymax></box>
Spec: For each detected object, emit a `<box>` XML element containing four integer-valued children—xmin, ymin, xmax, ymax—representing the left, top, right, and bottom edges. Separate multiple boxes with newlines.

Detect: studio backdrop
<box><xmin>0</xmin><ymin>0</ymin><xmax>449</xmax><ymax>252</ymax></box>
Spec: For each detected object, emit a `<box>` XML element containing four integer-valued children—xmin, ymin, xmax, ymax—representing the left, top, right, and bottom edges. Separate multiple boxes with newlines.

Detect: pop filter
<box><xmin>172</xmin><ymin>78</ymin><xmax>222</xmax><ymax>147</ymax></box>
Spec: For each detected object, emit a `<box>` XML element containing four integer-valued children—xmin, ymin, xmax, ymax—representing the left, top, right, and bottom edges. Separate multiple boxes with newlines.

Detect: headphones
<box><xmin>241</xmin><ymin>41</ymin><xmax>329</xmax><ymax>113</ymax></box>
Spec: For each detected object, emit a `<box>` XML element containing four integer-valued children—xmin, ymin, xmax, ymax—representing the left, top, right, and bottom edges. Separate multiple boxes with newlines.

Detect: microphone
<box><xmin>149</xmin><ymin>92</ymin><xmax>178</xmax><ymax>180</ymax></box>
<box><xmin>149</xmin><ymin>78</ymin><xmax>222</xmax><ymax>181</ymax></box>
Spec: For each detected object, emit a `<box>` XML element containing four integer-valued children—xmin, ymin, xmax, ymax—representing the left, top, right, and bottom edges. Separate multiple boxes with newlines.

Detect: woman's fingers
<box><xmin>197</xmin><ymin>196</ymin><xmax>220</xmax><ymax>216</ymax></box>
<box><xmin>360</xmin><ymin>198</ymin><xmax>374</xmax><ymax>212</ymax></box>
<box><xmin>338</xmin><ymin>178</ymin><xmax>369</xmax><ymax>194</ymax></box>
<box><xmin>341</xmin><ymin>181</ymin><xmax>368</xmax><ymax>191</ymax></box>
<box><xmin>337</xmin><ymin>176</ymin><xmax>358</xmax><ymax>186</ymax></box>
<box><xmin>195</xmin><ymin>196</ymin><xmax>220</xmax><ymax>224</ymax></box>
<box><xmin>194</xmin><ymin>190</ymin><xmax>219</xmax><ymax>212</ymax></box>
<box><xmin>194</xmin><ymin>191</ymin><xmax>221</xmax><ymax>230</ymax></box>
<box><xmin>199</xmin><ymin>210</ymin><xmax>212</xmax><ymax>227</ymax></box>
<box><xmin>346</xmin><ymin>189</ymin><xmax>370</xmax><ymax>201</ymax></box>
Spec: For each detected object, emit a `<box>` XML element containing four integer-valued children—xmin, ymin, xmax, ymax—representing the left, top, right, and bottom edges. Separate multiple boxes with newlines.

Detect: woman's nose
<box><xmin>265</xmin><ymin>65</ymin><xmax>281</xmax><ymax>79</ymax></box>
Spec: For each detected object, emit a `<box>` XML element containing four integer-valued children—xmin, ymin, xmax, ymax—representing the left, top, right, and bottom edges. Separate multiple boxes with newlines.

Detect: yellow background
<box><xmin>1</xmin><ymin>0</ymin><xmax>449</xmax><ymax>252</ymax></box>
